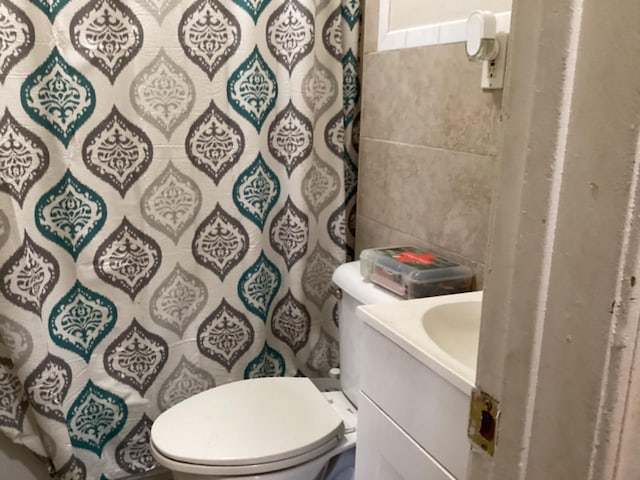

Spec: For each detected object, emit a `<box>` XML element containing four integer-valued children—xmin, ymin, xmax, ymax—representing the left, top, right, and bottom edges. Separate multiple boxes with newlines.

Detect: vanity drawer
<box><xmin>355</xmin><ymin>392</ymin><xmax>455</xmax><ymax>480</ymax></box>
<box><xmin>360</xmin><ymin>322</ymin><xmax>470</xmax><ymax>479</ymax></box>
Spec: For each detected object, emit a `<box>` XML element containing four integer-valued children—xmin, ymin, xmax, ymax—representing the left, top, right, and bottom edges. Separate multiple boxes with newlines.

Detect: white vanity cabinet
<box><xmin>355</xmin><ymin>393</ymin><xmax>456</xmax><ymax>480</ymax></box>
<box><xmin>355</xmin><ymin>298</ymin><xmax>477</xmax><ymax>480</ymax></box>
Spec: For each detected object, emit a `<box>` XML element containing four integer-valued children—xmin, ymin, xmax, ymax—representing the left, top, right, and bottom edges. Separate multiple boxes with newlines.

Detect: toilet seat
<box><xmin>150</xmin><ymin>435</ymin><xmax>340</xmax><ymax>476</ymax></box>
<box><xmin>151</xmin><ymin>377</ymin><xmax>345</xmax><ymax>476</ymax></box>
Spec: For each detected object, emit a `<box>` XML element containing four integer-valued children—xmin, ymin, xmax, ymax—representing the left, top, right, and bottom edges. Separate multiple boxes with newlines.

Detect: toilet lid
<box><xmin>151</xmin><ymin>377</ymin><xmax>344</xmax><ymax>467</ymax></box>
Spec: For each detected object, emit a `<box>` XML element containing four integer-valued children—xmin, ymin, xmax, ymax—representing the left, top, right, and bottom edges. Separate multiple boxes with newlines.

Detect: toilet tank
<box><xmin>332</xmin><ymin>261</ymin><xmax>400</xmax><ymax>406</ymax></box>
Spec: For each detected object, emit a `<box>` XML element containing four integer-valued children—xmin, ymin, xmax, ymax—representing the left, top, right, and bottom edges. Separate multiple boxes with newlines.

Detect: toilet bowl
<box><xmin>150</xmin><ymin>377</ymin><xmax>357</xmax><ymax>480</ymax></box>
<box><xmin>150</xmin><ymin>261</ymin><xmax>399</xmax><ymax>479</ymax></box>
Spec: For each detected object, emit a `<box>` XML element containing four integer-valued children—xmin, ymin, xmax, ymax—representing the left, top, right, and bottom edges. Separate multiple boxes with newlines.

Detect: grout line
<box><xmin>359</xmin><ymin>136</ymin><xmax>496</xmax><ymax>158</ymax></box>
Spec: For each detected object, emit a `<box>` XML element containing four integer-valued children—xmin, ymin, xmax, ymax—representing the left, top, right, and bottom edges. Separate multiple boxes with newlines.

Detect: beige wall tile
<box><xmin>361</xmin><ymin>43</ymin><xmax>503</xmax><ymax>155</ymax></box>
<box><xmin>357</xmin><ymin>138</ymin><xmax>496</xmax><ymax>266</ymax></box>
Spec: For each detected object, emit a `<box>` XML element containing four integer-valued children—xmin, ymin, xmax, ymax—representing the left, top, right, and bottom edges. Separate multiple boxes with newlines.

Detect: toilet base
<box><xmin>320</xmin><ymin>448</ymin><xmax>356</xmax><ymax>480</ymax></box>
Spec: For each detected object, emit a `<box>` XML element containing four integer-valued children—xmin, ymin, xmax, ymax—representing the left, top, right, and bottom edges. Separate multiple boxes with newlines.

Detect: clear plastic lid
<box><xmin>360</xmin><ymin>246</ymin><xmax>474</xmax><ymax>299</ymax></box>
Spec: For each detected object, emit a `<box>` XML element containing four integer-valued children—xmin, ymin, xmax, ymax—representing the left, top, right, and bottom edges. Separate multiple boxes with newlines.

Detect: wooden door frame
<box><xmin>470</xmin><ymin>0</ymin><xmax>640</xmax><ymax>478</ymax></box>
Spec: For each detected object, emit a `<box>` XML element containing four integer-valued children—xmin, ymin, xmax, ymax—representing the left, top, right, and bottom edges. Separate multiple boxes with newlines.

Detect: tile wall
<box><xmin>355</xmin><ymin>0</ymin><xmax>504</xmax><ymax>285</ymax></box>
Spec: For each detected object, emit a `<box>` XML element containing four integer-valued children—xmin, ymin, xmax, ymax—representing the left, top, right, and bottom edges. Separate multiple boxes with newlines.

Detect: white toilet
<box><xmin>150</xmin><ymin>261</ymin><xmax>399</xmax><ymax>480</ymax></box>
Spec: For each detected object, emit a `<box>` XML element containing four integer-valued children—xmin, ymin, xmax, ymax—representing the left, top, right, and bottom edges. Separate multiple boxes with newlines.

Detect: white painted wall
<box><xmin>389</xmin><ymin>0</ymin><xmax>511</xmax><ymax>30</ymax></box>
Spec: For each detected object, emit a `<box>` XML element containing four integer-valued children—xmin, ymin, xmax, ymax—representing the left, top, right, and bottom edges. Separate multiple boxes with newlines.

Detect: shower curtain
<box><xmin>0</xmin><ymin>0</ymin><xmax>360</xmax><ymax>477</ymax></box>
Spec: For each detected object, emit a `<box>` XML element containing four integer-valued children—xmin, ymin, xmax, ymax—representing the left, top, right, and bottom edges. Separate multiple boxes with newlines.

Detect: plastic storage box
<box><xmin>360</xmin><ymin>246</ymin><xmax>474</xmax><ymax>299</ymax></box>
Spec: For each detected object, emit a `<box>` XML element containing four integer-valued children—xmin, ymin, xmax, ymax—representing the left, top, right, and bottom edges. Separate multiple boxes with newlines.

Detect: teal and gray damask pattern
<box><xmin>197</xmin><ymin>298</ymin><xmax>254</xmax><ymax>371</ymax></box>
<box><xmin>157</xmin><ymin>355</ymin><xmax>215</xmax><ymax>411</ymax></box>
<box><xmin>49</xmin><ymin>280</ymin><xmax>117</xmax><ymax>362</ymax></box>
<box><xmin>150</xmin><ymin>263</ymin><xmax>208</xmax><ymax>336</ymax></box>
<box><xmin>130</xmin><ymin>49</ymin><xmax>196</xmax><ymax>139</ymax></box>
<box><xmin>35</xmin><ymin>170</ymin><xmax>107</xmax><ymax>260</ymax></box>
<box><xmin>1</xmin><ymin>232</ymin><xmax>59</xmax><ymax>315</ymax></box>
<box><xmin>83</xmin><ymin>107</ymin><xmax>153</xmax><ymax>197</ymax></box>
<box><xmin>267</xmin><ymin>0</ymin><xmax>314</xmax><ymax>73</ymax></box>
<box><xmin>186</xmin><ymin>99</ymin><xmax>245</xmax><ymax>184</ymax></box>
<box><xmin>228</xmin><ymin>47</ymin><xmax>277</xmax><ymax>131</ymax></box>
<box><xmin>140</xmin><ymin>161</ymin><xmax>203</xmax><ymax>243</ymax></box>
<box><xmin>66</xmin><ymin>380</ymin><xmax>128</xmax><ymax>455</ymax></box>
<box><xmin>21</xmin><ymin>48</ymin><xmax>96</xmax><ymax>147</ymax></box>
<box><xmin>0</xmin><ymin>0</ymin><xmax>33</xmax><ymax>83</ymax></box>
<box><xmin>0</xmin><ymin>0</ymin><xmax>360</xmax><ymax>478</ymax></box>
<box><xmin>25</xmin><ymin>354</ymin><xmax>72</xmax><ymax>422</ymax></box>
<box><xmin>179</xmin><ymin>0</ymin><xmax>241</xmax><ymax>79</ymax></box>
<box><xmin>0</xmin><ymin>108</ymin><xmax>49</xmax><ymax>207</ymax></box>
<box><xmin>70</xmin><ymin>0</ymin><xmax>144</xmax><ymax>84</ymax></box>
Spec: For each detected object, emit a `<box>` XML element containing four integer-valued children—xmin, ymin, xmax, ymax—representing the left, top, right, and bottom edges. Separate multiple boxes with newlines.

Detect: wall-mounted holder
<box><xmin>466</xmin><ymin>11</ymin><xmax>509</xmax><ymax>90</ymax></box>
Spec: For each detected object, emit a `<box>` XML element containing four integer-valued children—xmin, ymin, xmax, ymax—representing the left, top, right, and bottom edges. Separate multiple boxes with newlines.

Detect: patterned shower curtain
<box><xmin>0</xmin><ymin>0</ymin><xmax>360</xmax><ymax>478</ymax></box>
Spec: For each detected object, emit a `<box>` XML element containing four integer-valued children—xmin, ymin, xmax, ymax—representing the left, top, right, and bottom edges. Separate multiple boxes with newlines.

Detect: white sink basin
<box><xmin>422</xmin><ymin>299</ymin><xmax>482</xmax><ymax>374</ymax></box>
<box><xmin>358</xmin><ymin>290</ymin><xmax>483</xmax><ymax>393</ymax></box>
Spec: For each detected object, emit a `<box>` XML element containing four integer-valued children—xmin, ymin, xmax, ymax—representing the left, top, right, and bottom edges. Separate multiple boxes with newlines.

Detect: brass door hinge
<box><xmin>468</xmin><ymin>388</ymin><xmax>499</xmax><ymax>456</ymax></box>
